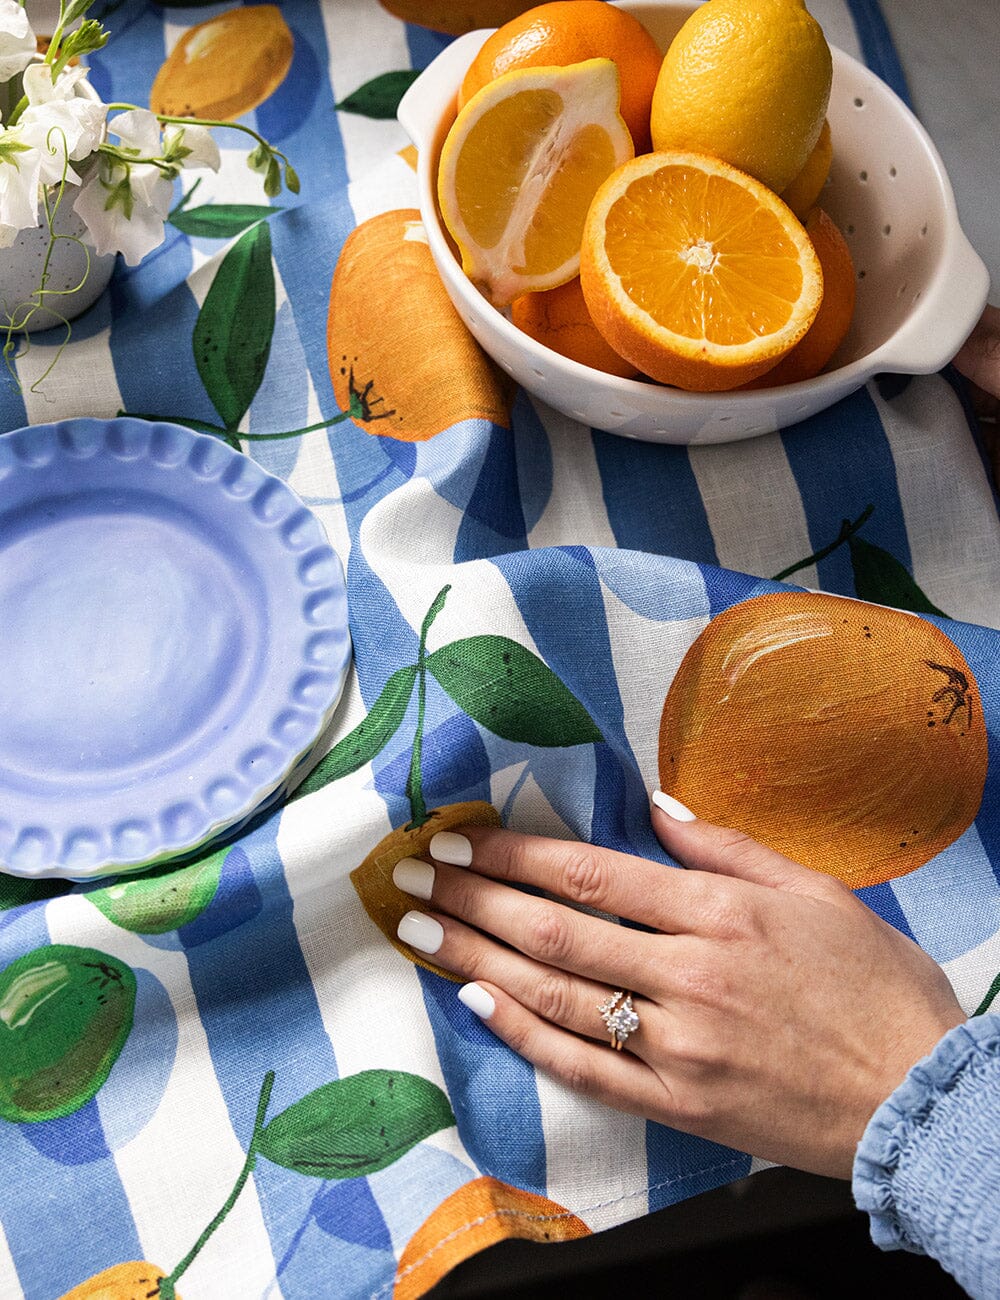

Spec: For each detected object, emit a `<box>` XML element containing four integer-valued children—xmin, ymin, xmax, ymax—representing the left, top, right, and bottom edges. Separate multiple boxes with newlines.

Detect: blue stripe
<box><xmin>781</xmin><ymin>387</ymin><xmax>912</xmax><ymax>597</ymax></box>
<box><xmin>646</xmin><ymin>1124</ymin><xmax>750</xmax><ymax>1211</ymax></box>
<box><xmin>181</xmin><ymin>817</ymin><xmax>341</xmax><ymax>1280</ymax></box>
<box><xmin>856</xmin><ymin>881</ymin><xmax>917</xmax><ymax>940</ymax></box>
<box><xmin>404</xmin><ymin>21</ymin><xmax>453</xmax><ymax>69</ymax></box>
<box><xmin>842</xmin><ymin>0</ymin><xmax>911</xmax><ymax>103</ymax></box>
<box><xmin>591</xmin><ymin>433</ymin><xmax>718</xmax><ymax>564</ymax></box>
<box><xmin>418</xmin><ymin>968</ymin><xmax>547</xmax><ymax>1192</ymax></box>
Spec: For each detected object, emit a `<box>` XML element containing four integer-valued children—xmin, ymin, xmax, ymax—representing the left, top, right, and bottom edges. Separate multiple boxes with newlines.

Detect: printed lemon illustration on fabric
<box><xmin>0</xmin><ymin>945</ymin><xmax>136</xmax><ymax>1122</ymax></box>
<box><xmin>150</xmin><ymin>5</ymin><xmax>294</xmax><ymax>120</ymax></box>
<box><xmin>293</xmin><ymin>585</ymin><xmax>601</xmax><ymax>975</ymax></box>
<box><xmin>658</xmin><ymin>592</ymin><xmax>987</xmax><ymax>889</ymax></box>
<box><xmin>393</xmin><ymin>1175</ymin><xmax>590</xmax><ymax>1299</ymax></box>
<box><xmin>58</xmin><ymin>1069</ymin><xmax>454</xmax><ymax>1299</ymax></box>
<box><xmin>327</xmin><ymin>210</ymin><xmax>513</xmax><ymax>442</ymax></box>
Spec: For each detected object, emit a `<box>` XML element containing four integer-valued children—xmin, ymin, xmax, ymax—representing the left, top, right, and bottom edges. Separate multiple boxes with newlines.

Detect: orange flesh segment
<box><xmin>455</xmin><ymin>95</ymin><xmax>622</xmax><ymax>277</ymax></box>
<box><xmin>603</xmin><ymin>166</ymin><xmax>806</xmax><ymax>345</ymax></box>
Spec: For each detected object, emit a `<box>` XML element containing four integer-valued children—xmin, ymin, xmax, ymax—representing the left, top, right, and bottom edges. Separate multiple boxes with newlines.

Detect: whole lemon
<box><xmin>650</xmin><ymin>0</ymin><xmax>832</xmax><ymax>194</ymax></box>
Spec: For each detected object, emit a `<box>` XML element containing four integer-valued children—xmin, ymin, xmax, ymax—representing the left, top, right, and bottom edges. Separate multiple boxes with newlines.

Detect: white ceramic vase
<box><xmin>0</xmin><ymin>56</ymin><xmax>116</xmax><ymax>334</ymax></box>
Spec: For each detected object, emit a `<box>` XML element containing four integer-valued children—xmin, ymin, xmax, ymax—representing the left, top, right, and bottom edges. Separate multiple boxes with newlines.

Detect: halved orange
<box><xmin>437</xmin><ymin>59</ymin><xmax>634</xmax><ymax>308</ymax></box>
<box><xmin>580</xmin><ymin>150</ymin><xmax>824</xmax><ymax>391</ymax></box>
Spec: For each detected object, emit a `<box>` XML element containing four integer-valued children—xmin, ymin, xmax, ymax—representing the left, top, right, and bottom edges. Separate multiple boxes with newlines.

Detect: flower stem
<box><xmin>159</xmin><ymin>1071</ymin><xmax>275</xmax><ymax>1298</ymax></box>
<box><xmin>405</xmin><ymin>585</ymin><xmax>451</xmax><ymax>829</ymax></box>
<box><xmin>105</xmin><ymin>104</ymin><xmax>295</xmax><ymax>170</ymax></box>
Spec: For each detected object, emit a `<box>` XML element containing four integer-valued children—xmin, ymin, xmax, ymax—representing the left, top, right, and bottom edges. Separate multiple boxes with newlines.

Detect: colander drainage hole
<box><xmin>921</xmin><ymin>224</ymin><xmax>928</xmax><ymax>237</ymax></box>
<box><xmin>882</xmin><ymin>224</ymin><xmax>891</xmax><ymax>236</ymax></box>
<box><xmin>846</xmin><ymin>223</ymin><xmax>855</xmax><ymax>234</ymax></box>
<box><xmin>896</xmin><ymin>282</ymin><xmax>908</xmax><ymax>298</ymax></box>
<box><xmin>858</xmin><ymin>269</ymin><xmax>867</xmax><ymax>279</ymax></box>
<box><xmin>570</xmin><ymin>411</ymin><xmax>588</xmax><ymax>421</ymax></box>
<box><xmin>859</xmin><ymin>170</ymin><xmax>868</xmax><ymax>182</ymax></box>
<box><xmin>853</xmin><ymin>97</ymin><xmax>864</xmax><ymax>107</ymax></box>
<box><xmin>718</xmin><ymin>414</ymin><xmax>732</xmax><ymax>422</ymax></box>
<box><xmin>609</xmin><ymin>410</ymin><xmax>626</xmax><ymax>419</ymax></box>
<box><xmin>889</xmin><ymin>166</ymin><xmax>897</xmax><ymax>177</ymax></box>
<box><xmin>531</xmin><ymin>367</ymin><xmax>545</xmax><ymax>378</ymax></box>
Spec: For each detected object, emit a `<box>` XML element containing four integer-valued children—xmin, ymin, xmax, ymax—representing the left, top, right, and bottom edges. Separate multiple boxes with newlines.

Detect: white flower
<box><xmin>163</xmin><ymin>122</ymin><xmax>220</xmax><ymax>172</ymax></box>
<box><xmin>72</xmin><ymin>108</ymin><xmax>174</xmax><ymax>264</ymax></box>
<box><xmin>22</xmin><ymin>64</ymin><xmax>106</xmax><ymax>158</ymax></box>
<box><xmin>0</xmin><ymin>0</ymin><xmax>37</xmax><ymax>83</ymax></box>
<box><xmin>73</xmin><ymin>154</ymin><xmax>173</xmax><ymax>265</ymax></box>
<box><xmin>0</xmin><ymin>126</ymin><xmax>43</xmax><ymax>231</ymax></box>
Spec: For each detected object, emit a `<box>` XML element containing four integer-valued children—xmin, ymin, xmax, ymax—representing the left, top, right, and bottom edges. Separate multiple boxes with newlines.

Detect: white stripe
<box><xmin>943</xmin><ymin>925</ymin><xmax>1000</xmax><ymax>1017</ymax></box>
<box><xmin>360</xmin><ymin>477</ymin><xmax>543</xmax><ymax>654</ymax></box>
<box><xmin>527</xmin><ymin>403</ymin><xmax>618</xmax><ymax>551</ymax></box>
<box><xmin>17</xmin><ymin>323</ymin><xmax>123</xmax><ymax>425</ymax></box>
<box><xmin>602</xmin><ymin>579</ymin><xmax>709</xmax><ymax>789</ymax></box>
<box><xmin>688</xmin><ymin>434</ymin><xmax>818</xmax><ymax>589</ymax></box>
<box><xmin>0</xmin><ymin>1222</ymin><xmax>25</xmax><ymax>1300</ymax></box>
<box><xmin>45</xmin><ymin>894</ymin><xmax>282</xmax><ymax>1298</ymax></box>
<box><xmin>872</xmin><ymin>375</ymin><xmax>1000</xmax><ymax>629</ymax></box>
<box><xmin>321</xmin><ymin>0</ymin><xmax>414</xmax><ymax>186</ymax></box>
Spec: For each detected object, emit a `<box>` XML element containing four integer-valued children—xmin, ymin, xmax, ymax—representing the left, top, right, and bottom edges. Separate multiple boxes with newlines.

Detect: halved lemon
<box><xmin>437</xmin><ymin>59</ymin><xmax>634</xmax><ymax>308</ymax></box>
<box><xmin>580</xmin><ymin>150</ymin><xmax>824</xmax><ymax>391</ymax></box>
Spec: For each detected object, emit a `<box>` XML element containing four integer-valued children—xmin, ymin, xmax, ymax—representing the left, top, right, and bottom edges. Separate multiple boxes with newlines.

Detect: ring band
<box><xmin>597</xmin><ymin>990</ymin><xmax>639</xmax><ymax>1050</ymax></box>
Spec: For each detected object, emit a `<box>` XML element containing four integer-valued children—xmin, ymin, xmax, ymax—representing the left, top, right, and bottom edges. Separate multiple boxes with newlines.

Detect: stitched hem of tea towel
<box><xmin>852</xmin><ymin>1014</ymin><xmax>1000</xmax><ymax>1296</ymax></box>
<box><xmin>374</xmin><ymin>1155</ymin><xmax>745</xmax><ymax>1299</ymax></box>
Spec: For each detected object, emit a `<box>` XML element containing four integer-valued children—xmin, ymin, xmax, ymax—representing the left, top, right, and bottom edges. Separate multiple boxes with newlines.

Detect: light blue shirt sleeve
<box><xmin>852</xmin><ymin>1014</ymin><xmax>1000</xmax><ymax>1300</ymax></box>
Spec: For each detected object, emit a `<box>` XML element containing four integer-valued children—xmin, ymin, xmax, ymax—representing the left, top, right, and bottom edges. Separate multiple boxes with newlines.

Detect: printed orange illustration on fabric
<box><xmin>327</xmin><ymin>210</ymin><xmax>513</xmax><ymax>441</ymax></box>
<box><xmin>658</xmin><ymin>591</ymin><xmax>987</xmax><ymax>889</ymax></box>
<box><xmin>392</xmin><ymin>1175</ymin><xmax>591</xmax><ymax>1299</ymax></box>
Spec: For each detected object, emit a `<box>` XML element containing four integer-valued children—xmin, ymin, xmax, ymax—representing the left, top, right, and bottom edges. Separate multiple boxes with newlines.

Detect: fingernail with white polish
<box><xmin>392</xmin><ymin>857</ymin><xmax>435</xmax><ymax>900</ymax></box>
<box><xmin>429</xmin><ymin>831</ymin><xmax>473</xmax><ymax>866</ymax></box>
<box><xmin>458</xmin><ymin>982</ymin><xmax>495</xmax><ymax>1020</ymax></box>
<box><xmin>397</xmin><ymin>911</ymin><xmax>444</xmax><ymax>954</ymax></box>
<box><xmin>652</xmin><ymin>790</ymin><xmax>697</xmax><ymax>822</ymax></box>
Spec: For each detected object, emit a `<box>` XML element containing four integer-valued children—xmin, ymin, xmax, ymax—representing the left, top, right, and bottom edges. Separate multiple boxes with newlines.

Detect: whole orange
<box><xmin>657</xmin><ymin>592</ymin><xmax>987</xmax><ymax>889</ymax></box>
<box><xmin>745</xmin><ymin>207</ymin><xmax>856</xmax><ymax>387</ymax></box>
<box><xmin>379</xmin><ymin>0</ymin><xmax>539</xmax><ymax>36</ymax></box>
<box><xmin>458</xmin><ymin>1</ymin><xmax>663</xmax><ymax>154</ymax></box>
<box><xmin>512</xmin><ymin>277</ymin><xmax>639</xmax><ymax>378</ymax></box>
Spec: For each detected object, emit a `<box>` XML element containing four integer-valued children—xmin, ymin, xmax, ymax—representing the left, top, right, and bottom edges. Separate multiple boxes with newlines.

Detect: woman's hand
<box><xmin>392</xmin><ymin>798</ymin><xmax>965</xmax><ymax>1179</ymax></box>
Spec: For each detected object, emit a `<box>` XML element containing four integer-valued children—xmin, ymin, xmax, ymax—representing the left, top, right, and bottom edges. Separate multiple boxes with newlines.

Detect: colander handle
<box><xmin>874</xmin><ymin>229</ymin><xmax>991</xmax><ymax>375</ymax></box>
<box><xmin>397</xmin><ymin>30</ymin><xmax>493</xmax><ymax>151</ymax></box>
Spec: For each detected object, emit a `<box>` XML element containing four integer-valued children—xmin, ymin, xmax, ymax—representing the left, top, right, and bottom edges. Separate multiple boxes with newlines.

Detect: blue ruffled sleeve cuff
<box><xmin>852</xmin><ymin>1013</ymin><xmax>1000</xmax><ymax>1298</ymax></box>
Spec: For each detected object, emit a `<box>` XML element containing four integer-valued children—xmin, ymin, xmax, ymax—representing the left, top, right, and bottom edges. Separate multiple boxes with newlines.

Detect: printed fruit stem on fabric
<box><xmin>124</xmin><ymin>212</ymin><xmax>387</xmax><ymax>448</ymax></box>
<box><xmin>57</xmin><ymin>1069</ymin><xmax>454</xmax><ymax>1299</ymax></box>
<box><xmin>392</xmin><ymin>1176</ymin><xmax>590</xmax><ymax>1299</ymax></box>
<box><xmin>327</xmin><ymin>209</ymin><xmax>513</xmax><ymax>442</ymax></box>
<box><xmin>658</xmin><ymin>591</ymin><xmax>987</xmax><ymax>889</ymax></box>
<box><xmin>0</xmin><ymin>945</ymin><xmax>136</xmax><ymax>1122</ymax></box>
<box><xmin>292</xmin><ymin>584</ymin><xmax>602</xmax><ymax>977</ymax></box>
<box><xmin>773</xmin><ymin>503</ymin><xmax>947</xmax><ymax>617</ymax></box>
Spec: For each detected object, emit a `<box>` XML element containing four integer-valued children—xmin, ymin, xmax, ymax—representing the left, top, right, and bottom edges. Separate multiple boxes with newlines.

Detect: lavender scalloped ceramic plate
<box><xmin>0</xmin><ymin>418</ymin><xmax>352</xmax><ymax>880</ymax></box>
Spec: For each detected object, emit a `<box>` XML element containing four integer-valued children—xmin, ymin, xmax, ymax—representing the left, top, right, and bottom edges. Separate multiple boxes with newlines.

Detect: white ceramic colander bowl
<box><xmin>398</xmin><ymin>3</ymin><xmax>990</xmax><ymax>444</ymax></box>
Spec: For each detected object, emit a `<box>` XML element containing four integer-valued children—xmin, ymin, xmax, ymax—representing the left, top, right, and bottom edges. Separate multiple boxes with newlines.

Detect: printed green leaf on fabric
<box><xmin>170</xmin><ymin>204</ymin><xmax>280</xmax><ymax>238</ymax></box>
<box><xmin>0</xmin><ymin>876</ymin><xmax>71</xmax><ymax>910</ymax></box>
<box><xmin>0</xmin><ymin>945</ymin><xmax>136</xmax><ymax>1122</ymax></box>
<box><xmin>848</xmin><ymin>536</ymin><xmax>947</xmax><ymax>616</ymax></box>
<box><xmin>292</xmin><ymin>665</ymin><xmax>418</xmax><ymax>799</ymax></box>
<box><xmin>194</xmin><ymin>220</ymin><xmax>276</xmax><ymax>431</ymax></box>
<box><xmin>87</xmin><ymin>848</ymin><xmax>226</xmax><ymax>934</ymax></box>
<box><xmin>258</xmin><ymin>1070</ymin><xmax>455</xmax><ymax>1178</ymax></box>
<box><xmin>336</xmin><ymin>71</ymin><xmax>421</xmax><ymax>119</ymax></box>
<box><xmin>426</xmin><ymin>636</ymin><xmax>602</xmax><ymax>746</ymax></box>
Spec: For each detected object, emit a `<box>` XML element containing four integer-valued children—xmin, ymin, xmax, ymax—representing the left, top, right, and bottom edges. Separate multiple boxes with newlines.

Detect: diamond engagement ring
<box><xmin>597</xmin><ymin>990</ymin><xmax>639</xmax><ymax>1050</ymax></box>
